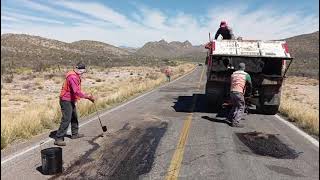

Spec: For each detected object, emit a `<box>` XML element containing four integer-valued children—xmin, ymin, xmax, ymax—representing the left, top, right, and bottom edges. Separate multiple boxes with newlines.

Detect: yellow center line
<box><xmin>198</xmin><ymin>66</ymin><xmax>205</xmax><ymax>89</ymax></box>
<box><xmin>166</xmin><ymin>67</ymin><xmax>205</xmax><ymax>180</ymax></box>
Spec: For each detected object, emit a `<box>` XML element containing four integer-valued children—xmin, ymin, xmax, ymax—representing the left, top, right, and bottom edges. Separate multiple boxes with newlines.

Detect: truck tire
<box><xmin>260</xmin><ymin>105</ymin><xmax>279</xmax><ymax>115</ymax></box>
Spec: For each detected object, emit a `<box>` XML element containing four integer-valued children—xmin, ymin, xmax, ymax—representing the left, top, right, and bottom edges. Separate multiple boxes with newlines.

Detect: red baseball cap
<box><xmin>220</xmin><ymin>21</ymin><xmax>227</xmax><ymax>27</ymax></box>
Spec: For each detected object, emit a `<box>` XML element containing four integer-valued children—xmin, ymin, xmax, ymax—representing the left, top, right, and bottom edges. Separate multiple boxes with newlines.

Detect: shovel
<box><xmin>93</xmin><ymin>103</ymin><xmax>107</xmax><ymax>133</ymax></box>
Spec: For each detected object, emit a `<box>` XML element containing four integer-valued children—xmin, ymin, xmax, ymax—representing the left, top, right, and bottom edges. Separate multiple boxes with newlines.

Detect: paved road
<box><xmin>1</xmin><ymin>66</ymin><xmax>319</xmax><ymax>180</ymax></box>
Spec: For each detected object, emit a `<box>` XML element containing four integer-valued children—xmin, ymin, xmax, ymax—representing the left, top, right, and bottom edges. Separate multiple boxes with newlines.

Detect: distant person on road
<box><xmin>214</xmin><ymin>21</ymin><xmax>235</xmax><ymax>40</ymax></box>
<box><xmin>54</xmin><ymin>63</ymin><xmax>95</xmax><ymax>146</ymax></box>
<box><xmin>228</xmin><ymin>63</ymin><xmax>252</xmax><ymax>127</ymax></box>
<box><xmin>164</xmin><ymin>67</ymin><xmax>172</xmax><ymax>82</ymax></box>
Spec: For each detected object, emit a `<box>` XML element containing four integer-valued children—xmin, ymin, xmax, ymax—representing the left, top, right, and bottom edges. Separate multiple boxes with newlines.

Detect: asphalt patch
<box><xmin>236</xmin><ymin>131</ymin><xmax>301</xmax><ymax>159</ymax></box>
<box><xmin>110</xmin><ymin>122</ymin><xmax>167</xmax><ymax>179</ymax></box>
<box><xmin>50</xmin><ymin>120</ymin><xmax>168</xmax><ymax>180</ymax></box>
<box><xmin>265</xmin><ymin>165</ymin><xmax>305</xmax><ymax>177</ymax></box>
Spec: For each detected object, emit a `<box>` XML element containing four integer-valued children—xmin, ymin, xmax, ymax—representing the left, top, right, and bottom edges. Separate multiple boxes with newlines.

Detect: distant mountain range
<box><xmin>1</xmin><ymin>31</ymin><xmax>319</xmax><ymax>77</ymax></box>
<box><xmin>135</xmin><ymin>39</ymin><xmax>206</xmax><ymax>58</ymax></box>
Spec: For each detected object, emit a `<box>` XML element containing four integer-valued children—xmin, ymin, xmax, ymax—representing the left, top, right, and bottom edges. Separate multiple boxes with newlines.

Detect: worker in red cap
<box><xmin>214</xmin><ymin>21</ymin><xmax>234</xmax><ymax>40</ymax></box>
<box><xmin>54</xmin><ymin>62</ymin><xmax>95</xmax><ymax>146</ymax></box>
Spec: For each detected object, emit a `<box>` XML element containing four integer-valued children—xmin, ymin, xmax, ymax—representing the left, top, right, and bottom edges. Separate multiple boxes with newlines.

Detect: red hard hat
<box><xmin>220</xmin><ymin>21</ymin><xmax>227</xmax><ymax>27</ymax></box>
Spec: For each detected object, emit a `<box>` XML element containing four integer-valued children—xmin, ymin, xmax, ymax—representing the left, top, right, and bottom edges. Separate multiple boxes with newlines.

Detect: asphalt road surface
<box><xmin>1</xmin><ymin>66</ymin><xmax>319</xmax><ymax>180</ymax></box>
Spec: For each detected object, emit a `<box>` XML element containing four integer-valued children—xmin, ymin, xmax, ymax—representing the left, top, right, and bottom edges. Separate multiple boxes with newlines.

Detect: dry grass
<box><xmin>284</xmin><ymin>76</ymin><xmax>319</xmax><ymax>86</ymax></box>
<box><xmin>8</xmin><ymin>95</ymin><xmax>30</xmax><ymax>102</ymax></box>
<box><xmin>1</xmin><ymin>63</ymin><xmax>195</xmax><ymax>149</ymax></box>
<box><xmin>1</xmin><ymin>102</ymin><xmax>61</xmax><ymax>148</ymax></box>
<box><xmin>279</xmin><ymin>76</ymin><xmax>319</xmax><ymax>136</ymax></box>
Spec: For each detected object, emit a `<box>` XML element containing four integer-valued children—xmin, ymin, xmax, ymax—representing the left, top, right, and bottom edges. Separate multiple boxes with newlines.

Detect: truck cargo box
<box><xmin>207</xmin><ymin>40</ymin><xmax>292</xmax><ymax>59</ymax></box>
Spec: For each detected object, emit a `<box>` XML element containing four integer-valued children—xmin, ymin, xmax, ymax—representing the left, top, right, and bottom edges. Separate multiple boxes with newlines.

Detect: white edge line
<box><xmin>1</xmin><ymin>66</ymin><xmax>198</xmax><ymax>165</ymax></box>
<box><xmin>1</xmin><ymin>138</ymin><xmax>53</xmax><ymax>165</ymax></box>
<box><xmin>274</xmin><ymin>114</ymin><xmax>319</xmax><ymax>148</ymax></box>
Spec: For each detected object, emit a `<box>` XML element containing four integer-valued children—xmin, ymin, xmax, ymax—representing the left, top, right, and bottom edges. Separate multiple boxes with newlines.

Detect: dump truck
<box><xmin>205</xmin><ymin>37</ymin><xmax>293</xmax><ymax>115</ymax></box>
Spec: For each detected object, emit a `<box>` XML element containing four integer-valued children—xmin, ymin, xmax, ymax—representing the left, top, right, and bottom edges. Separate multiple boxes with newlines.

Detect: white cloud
<box><xmin>2</xmin><ymin>1</ymin><xmax>319</xmax><ymax>47</ymax></box>
<box><xmin>3</xmin><ymin>11</ymin><xmax>64</xmax><ymax>24</ymax></box>
<box><xmin>1</xmin><ymin>15</ymin><xmax>20</xmax><ymax>22</ymax></box>
<box><xmin>18</xmin><ymin>0</ymin><xmax>88</xmax><ymax>21</ymax></box>
<box><xmin>56</xmin><ymin>1</ymin><xmax>136</xmax><ymax>28</ymax></box>
<box><xmin>207</xmin><ymin>4</ymin><xmax>319</xmax><ymax>40</ymax></box>
<box><xmin>137</xmin><ymin>6</ymin><xmax>167</xmax><ymax>29</ymax></box>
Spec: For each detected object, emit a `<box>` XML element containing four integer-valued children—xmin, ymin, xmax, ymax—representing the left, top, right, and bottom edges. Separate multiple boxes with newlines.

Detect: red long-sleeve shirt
<box><xmin>60</xmin><ymin>72</ymin><xmax>89</xmax><ymax>102</ymax></box>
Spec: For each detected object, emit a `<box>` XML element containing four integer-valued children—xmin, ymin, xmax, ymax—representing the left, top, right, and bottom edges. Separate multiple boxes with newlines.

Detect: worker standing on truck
<box><xmin>54</xmin><ymin>63</ymin><xmax>95</xmax><ymax>146</ymax></box>
<box><xmin>214</xmin><ymin>21</ymin><xmax>234</xmax><ymax>40</ymax></box>
<box><xmin>164</xmin><ymin>67</ymin><xmax>172</xmax><ymax>82</ymax></box>
<box><xmin>228</xmin><ymin>63</ymin><xmax>252</xmax><ymax>127</ymax></box>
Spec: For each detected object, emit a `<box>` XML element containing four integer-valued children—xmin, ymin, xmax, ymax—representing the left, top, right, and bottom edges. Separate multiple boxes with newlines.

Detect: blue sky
<box><xmin>1</xmin><ymin>0</ymin><xmax>319</xmax><ymax>47</ymax></box>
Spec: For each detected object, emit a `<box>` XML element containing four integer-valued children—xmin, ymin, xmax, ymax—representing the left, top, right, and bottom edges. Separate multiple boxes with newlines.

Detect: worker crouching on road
<box><xmin>228</xmin><ymin>63</ymin><xmax>252</xmax><ymax>127</ymax></box>
<box><xmin>54</xmin><ymin>63</ymin><xmax>95</xmax><ymax>146</ymax></box>
<box><xmin>164</xmin><ymin>67</ymin><xmax>172</xmax><ymax>82</ymax></box>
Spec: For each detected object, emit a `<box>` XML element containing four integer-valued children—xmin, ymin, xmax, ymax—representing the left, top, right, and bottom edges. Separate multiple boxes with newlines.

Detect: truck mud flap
<box><xmin>262</xmin><ymin>93</ymin><xmax>280</xmax><ymax>106</ymax></box>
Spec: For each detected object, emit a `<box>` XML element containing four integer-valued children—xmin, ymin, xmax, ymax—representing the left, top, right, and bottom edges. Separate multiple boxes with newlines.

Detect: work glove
<box><xmin>87</xmin><ymin>95</ymin><xmax>95</xmax><ymax>103</ymax></box>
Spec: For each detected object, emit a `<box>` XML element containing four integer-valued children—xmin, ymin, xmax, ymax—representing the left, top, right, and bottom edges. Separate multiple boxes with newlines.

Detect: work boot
<box><xmin>54</xmin><ymin>139</ymin><xmax>66</xmax><ymax>146</ymax></box>
<box><xmin>231</xmin><ymin>122</ymin><xmax>244</xmax><ymax>128</ymax></box>
<box><xmin>71</xmin><ymin>133</ymin><xmax>84</xmax><ymax>139</ymax></box>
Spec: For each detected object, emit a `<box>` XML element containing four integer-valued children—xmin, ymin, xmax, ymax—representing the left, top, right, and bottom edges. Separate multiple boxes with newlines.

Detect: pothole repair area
<box><xmin>236</xmin><ymin>131</ymin><xmax>300</xmax><ymax>159</ymax></box>
<box><xmin>50</xmin><ymin>120</ymin><xmax>168</xmax><ymax>180</ymax></box>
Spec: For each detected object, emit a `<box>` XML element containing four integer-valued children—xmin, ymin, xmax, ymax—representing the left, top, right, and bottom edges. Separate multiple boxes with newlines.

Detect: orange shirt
<box><xmin>230</xmin><ymin>70</ymin><xmax>251</xmax><ymax>94</ymax></box>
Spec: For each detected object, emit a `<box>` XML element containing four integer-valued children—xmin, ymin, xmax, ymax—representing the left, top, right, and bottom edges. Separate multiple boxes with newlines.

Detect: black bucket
<box><xmin>41</xmin><ymin>147</ymin><xmax>63</xmax><ymax>175</ymax></box>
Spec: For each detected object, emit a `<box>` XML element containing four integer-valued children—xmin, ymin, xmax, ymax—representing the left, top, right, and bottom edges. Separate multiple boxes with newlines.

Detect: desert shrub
<box><xmin>178</xmin><ymin>67</ymin><xmax>185</xmax><ymax>73</ymax></box>
<box><xmin>22</xmin><ymin>84</ymin><xmax>31</xmax><ymax>89</ymax></box>
<box><xmin>96</xmin><ymin>78</ymin><xmax>102</xmax><ymax>82</ymax></box>
<box><xmin>20</xmin><ymin>75</ymin><xmax>34</xmax><ymax>81</ymax></box>
<box><xmin>54</xmin><ymin>78</ymin><xmax>61</xmax><ymax>84</ymax></box>
<box><xmin>1</xmin><ymin>135</ymin><xmax>7</xmax><ymax>149</ymax></box>
<box><xmin>34</xmin><ymin>61</ymin><xmax>49</xmax><ymax>72</ymax></box>
<box><xmin>3</xmin><ymin>74</ymin><xmax>14</xmax><ymax>83</ymax></box>
<box><xmin>146</xmin><ymin>73</ymin><xmax>159</xmax><ymax>80</ymax></box>
<box><xmin>44</xmin><ymin>73</ymin><xmax>55</xmax><ymax>80</ymax></box>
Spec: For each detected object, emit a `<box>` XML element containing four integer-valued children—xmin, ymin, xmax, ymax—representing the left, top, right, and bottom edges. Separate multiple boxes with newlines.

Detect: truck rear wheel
<box><xmin>260</xmin><ymin>105</ymin><xmax>279</xmax><ymax>115</ymax></box>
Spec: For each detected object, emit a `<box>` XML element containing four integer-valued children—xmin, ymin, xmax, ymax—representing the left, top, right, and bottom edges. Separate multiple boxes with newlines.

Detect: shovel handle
<box><xmin>93</xmin><ymin>103</ymin><xmax>104</xmax><ymax>127</ymax></box>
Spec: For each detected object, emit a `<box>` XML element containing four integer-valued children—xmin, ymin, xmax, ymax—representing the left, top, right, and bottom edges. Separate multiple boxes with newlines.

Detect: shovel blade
<box><xmin>102</xmin><ymin>126</ymin><xmax>107</xmax><ymax>132</ymax></box>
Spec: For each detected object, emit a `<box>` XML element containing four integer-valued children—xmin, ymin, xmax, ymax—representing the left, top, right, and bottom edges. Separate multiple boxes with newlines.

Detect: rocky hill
<box><xmin>70</xmin><ymin>40</ymin><xmax>130</xmax><ymax>56</ymax></box>
<box><xmin>1</xmin><ymin>34</ymin><xmax>131</xmax><ymax>72</ymax></box>
<box><xmin>135</xmin><ymin>39</ymin><xmax>206</xmax><ymax>59</ymax></box>
<box><xmin>284</xmin><ymin>31</ymin><xmax>319</xmax><ymax>77</ymax></box>
<box><xmin>119</xmin><ymin>46</ymin><xmax>138</xmax><ymax>53</ymax></box>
